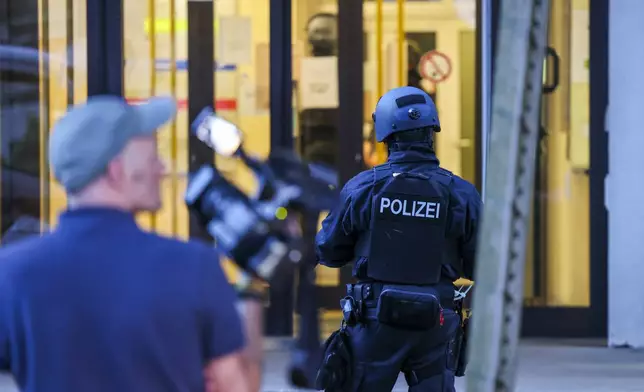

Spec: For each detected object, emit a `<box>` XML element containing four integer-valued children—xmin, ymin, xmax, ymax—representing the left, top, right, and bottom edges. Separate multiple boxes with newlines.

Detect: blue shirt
<box><xmin>316</xmin><ymin>144</ymin><xmax>482</xmax><ymax>281</ymax></box>
<box><xmin>0</xmin><ymin>208</ymin><xmax>244</xmax><ymax>392</ymax></box>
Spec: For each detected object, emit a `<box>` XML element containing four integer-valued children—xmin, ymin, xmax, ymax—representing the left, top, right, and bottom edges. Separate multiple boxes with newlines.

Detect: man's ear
<box><xmin>103</xmin><ymin>158</ymin><xmax>124</xmax><ymax>189</ymax></box>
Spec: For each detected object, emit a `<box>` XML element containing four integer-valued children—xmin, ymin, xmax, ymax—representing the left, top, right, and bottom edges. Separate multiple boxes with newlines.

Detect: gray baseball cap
<box><xmin>49</xmin><ymin>95</ymin><xmax>177</xmax><ymax>193</ymax></box>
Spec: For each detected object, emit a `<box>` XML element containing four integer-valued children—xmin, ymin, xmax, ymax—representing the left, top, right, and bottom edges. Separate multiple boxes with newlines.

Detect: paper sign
<box><xmin>238</xmin><ymin>74</ymin><xmax>257</xmax><ymax>115</ymax></box>
<box><xmin>255</xmin><ymin>44</ymin><xmax>270</xmax><ymax>111</ymax></box>
<box><xmin>218</xmin><ymin>16</ymin><xmax>252</xmax><ymax>65</ymax></box>
<box><xmin>299</xmin><ymin>56</ymin><xmax>339</xmax><ymax>110</ymax></box>
<box><xmin>571</xmin><ymin>10</ymin><xmax>589</xmax><ymax>84</ymax></box>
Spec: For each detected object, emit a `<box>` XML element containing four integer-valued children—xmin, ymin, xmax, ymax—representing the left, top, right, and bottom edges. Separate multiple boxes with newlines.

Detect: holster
<box><xmin>454</xmin><ymin>308</ymin><xmax>470</xmax><ymax>377</ymax></box>
<box><xmin>315</xmin><ymin>327</ymin><xmax>353</xmax><ymax>391</ymax></box>
<box><xmin>340</xmin><ymin>296</ymin><xmax>360</xmax><ymax>326</ymax></box>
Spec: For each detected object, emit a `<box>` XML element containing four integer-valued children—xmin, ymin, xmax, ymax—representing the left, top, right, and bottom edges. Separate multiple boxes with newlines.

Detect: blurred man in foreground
<box><xmin>0</xmin><ymin>96</ymin><xmax>250</xmax><ymax>392</ymax></box>
<box><xmin>235</xmin><ymin>277</ymin><xmax>268</xmax><ymax>392</ymax></box>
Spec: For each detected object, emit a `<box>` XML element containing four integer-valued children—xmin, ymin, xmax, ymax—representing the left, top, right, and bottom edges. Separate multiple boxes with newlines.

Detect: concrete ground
<box><xmin>2</xmin><ymin>339</ymin><xmax>643</xmax><ymax>391</ymax></box>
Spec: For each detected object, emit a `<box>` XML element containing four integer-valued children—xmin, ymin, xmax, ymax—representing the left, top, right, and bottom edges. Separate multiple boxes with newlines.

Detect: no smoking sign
<box><xmin>418</xmin><ymin>50</ymin><xmax>452</xmax><ymax>84</ymax></box>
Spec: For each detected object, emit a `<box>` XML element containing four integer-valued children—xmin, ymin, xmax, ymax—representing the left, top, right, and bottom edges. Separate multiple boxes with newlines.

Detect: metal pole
<box><xmin>396</xmin><ymin>0</ymin><xmax>404</xmax><ymax>86</ymax></box>
<box><xmin>169</xmin><ymin>0</ymin><xmax>179</xmax><ymax>237</ymax></box>
<box><xmin>187</xmin><ymin>0</ymin><xmax>215</xmax><ymax>241</ymax></box>
<box><xmin>148</xmin><ymin>0</ymin><xmax>158</xmax><ymax>231</ymax></box>
<box><xmin>86</xmin><ymin>0</ymin><xmax>123</xmax><ymax>96</ymax></box>
<box><xmin>480</xmin><ymin>0</ymin><xmax>493</xmax><ymax>200</ymax></box>
<box><xmin>269</xmin><ymin>0</ymin><xmax>293</xmax><ymax>151</ymax></box>
<box><xmin>337</xmin><ymin>0</ymin><xmax>365</xmax><ymax>185</ymax></box>
<box><xmin>376</xmin><ymin>0</ymin><xmax>383</xmax><ymax>97</ymax></box>
<box><xmin>375</xmin><ymin>0</ymin><xmax>387</xmax><ymax>164</ymax></box>
<box><xmin>466</xmin><ymin>0</ymin><xmax>550</xmax><ymax>391</ymax></box>
<box><xmin>265</xmin><ymin>0</ymin><xmax>294</xmax><ymax>338</ymax></box>
<box><xmin>38</xmin><ymin>0</ymin><xmax>51</xmax><ymax>233</ymax></box>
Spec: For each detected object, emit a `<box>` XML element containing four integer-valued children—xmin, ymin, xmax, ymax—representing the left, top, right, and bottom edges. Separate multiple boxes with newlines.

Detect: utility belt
<box><xmin>316</xmin><ymin>282</ymin><xmax>465</xmax><ymax>390</ymax></box>
<box><xmin>341</xmin><ymin>282</ymin><xmax>455</xmax><ymax>330</ymax></box>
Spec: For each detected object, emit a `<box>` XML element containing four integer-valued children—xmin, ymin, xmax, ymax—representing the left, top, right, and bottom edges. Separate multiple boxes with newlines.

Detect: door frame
<box><xmin>264</xmin><ymin>0</ymin><xmax>366</xmax><ymax>328</ymax></box>
<box><xmin>315</xmin><ymin>0</ymin><xmax>366</xmax><ymax>311</ymax></box>
<box><xmin>86</xmin><ymin>0</ymin><xmax>123</xmax><ymax>96</ymax></box>
<box><xmin>264</xmin><ymin>0</ymin><xmax>297</xmax><ymax>336</ymax></box>
<box><xmin>478</xmin><ymin>0</ymin><xmax>608</xmax><ymax>338</ymax></box>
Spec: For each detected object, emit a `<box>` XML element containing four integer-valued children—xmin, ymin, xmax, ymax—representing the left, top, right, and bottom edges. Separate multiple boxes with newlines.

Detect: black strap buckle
<box><xmin>340</xmin><ymin>296</ymin><xmax>359</xmax><ymax>326</ymax></box>
<box><xmin>403</xmin><ymin>361</ymin><xmax>444</xmax><ymax>386</ymax></box>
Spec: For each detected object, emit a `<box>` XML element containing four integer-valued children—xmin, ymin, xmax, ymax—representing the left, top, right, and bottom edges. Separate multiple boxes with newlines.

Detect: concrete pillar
<box><xmin>607</xmin><ymin>0</ymin><xmax>644</xmax><ymax>349</ymax></box>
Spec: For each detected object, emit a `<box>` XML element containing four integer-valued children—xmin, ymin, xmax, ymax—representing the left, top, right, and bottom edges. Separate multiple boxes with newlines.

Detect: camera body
<box><xmin>185</xmin><ymin>164</ymin><xmax>301</xmax><ymax>287</ymax></box>
<box><xmin>185</xmin><ymin>108</ymin><xmax>339</xmax><ymax>286</ymax></box>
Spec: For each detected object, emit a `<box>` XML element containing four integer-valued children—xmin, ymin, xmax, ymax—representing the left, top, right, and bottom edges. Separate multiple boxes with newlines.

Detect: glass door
<box><xmin>522</xmin><ymin>0</ymin><xmax>594</xmax><ymax>336</ymax></box>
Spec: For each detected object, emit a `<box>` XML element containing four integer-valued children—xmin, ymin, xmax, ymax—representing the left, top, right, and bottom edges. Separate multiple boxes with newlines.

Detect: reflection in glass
<box><xmin>297</xmin><ymin>12</ymin><xmax>339</xmax><ymax>169</ymax></box>
<box><xmin>0</xmin><ymin>13</ymin><xmax>44</xmax><ymax>243</ymax></box>
<box><xmin>0</xmin><ymin>0</ymin><xmax>85</xmax><ymax>243</ymax></box>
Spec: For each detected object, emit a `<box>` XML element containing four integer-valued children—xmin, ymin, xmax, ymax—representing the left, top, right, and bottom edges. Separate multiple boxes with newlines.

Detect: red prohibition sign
<box><xmin>418</xmin><ymin>50</ymin><xmax>452</xmax><ymax>84</ymax></box>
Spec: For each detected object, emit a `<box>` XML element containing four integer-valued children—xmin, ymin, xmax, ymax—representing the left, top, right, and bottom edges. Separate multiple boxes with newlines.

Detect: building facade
<box><xmin>0</xmin><ymin>0</ymin><xmax>610</xmax><ymax>339</ymax></box>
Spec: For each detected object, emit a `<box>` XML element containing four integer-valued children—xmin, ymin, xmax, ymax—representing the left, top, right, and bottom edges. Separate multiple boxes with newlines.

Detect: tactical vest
<box><xmin>355</xmin><ymin>163</ymin><xmax>452</xmax><ymax>285</ymax></box>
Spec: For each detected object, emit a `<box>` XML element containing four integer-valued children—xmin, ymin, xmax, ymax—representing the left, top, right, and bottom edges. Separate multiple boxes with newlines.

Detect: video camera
<box><xmin>184</xmin><ymin>108</ymin><xmax>340</xmax><ymax>288</ymax></box>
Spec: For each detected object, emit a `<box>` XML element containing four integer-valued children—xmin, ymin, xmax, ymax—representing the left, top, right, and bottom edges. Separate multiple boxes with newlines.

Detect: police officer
<box><xmin>315</xmin><ymin>86</ymin><xmax>481</xmax><ymax>392</ymax></box>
